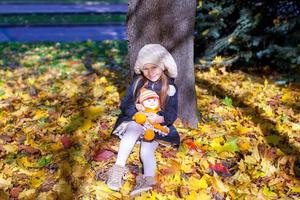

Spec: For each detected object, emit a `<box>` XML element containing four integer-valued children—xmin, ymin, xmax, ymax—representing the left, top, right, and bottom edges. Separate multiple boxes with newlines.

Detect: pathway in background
<box><xmin>0</xmin><ymin>4</ymin><xmax>127</xmax><ymax>14</ymax></box>
<box><xmin>0</xmin><ymin>25</ymin><xmax>126</xmax><ymax>42</ymax></box>
<box><xmin>0</xmin><ymin>3</ymin><xmax>127</xmax><ymax>42</ymax></box>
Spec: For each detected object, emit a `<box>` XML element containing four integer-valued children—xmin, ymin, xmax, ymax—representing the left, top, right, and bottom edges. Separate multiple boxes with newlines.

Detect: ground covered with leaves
<box><xmin>0</xmin><ymin>41</ymin><xmax>299</xmax><ymax>199</ymax></box>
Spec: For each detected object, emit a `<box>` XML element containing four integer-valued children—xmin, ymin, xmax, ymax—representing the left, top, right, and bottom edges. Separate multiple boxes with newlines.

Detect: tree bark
<box><xmin>127</xmin><ymin>0</ymin><xmax>198</xmax><ymax>128</ymax></box>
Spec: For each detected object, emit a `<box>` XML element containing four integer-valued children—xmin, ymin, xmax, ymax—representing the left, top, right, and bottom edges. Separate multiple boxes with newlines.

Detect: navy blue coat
<box><xmin>112</xmin><ymin>75</ymin><xmax>180</xmax><ymax>147</ymax></box>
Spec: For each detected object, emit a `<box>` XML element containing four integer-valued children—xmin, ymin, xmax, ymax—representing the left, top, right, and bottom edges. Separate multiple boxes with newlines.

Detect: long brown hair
<box><xmin>133</xmin><ymin>71</ymin><xmax>169</xmax><ymax>109</ymax></box>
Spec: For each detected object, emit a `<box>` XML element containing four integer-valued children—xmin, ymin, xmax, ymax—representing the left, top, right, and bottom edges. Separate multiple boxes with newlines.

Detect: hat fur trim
<box><xmin>134</xmin><ymin>44</ymin><xmax>178</xmax><ymax>78</ymax></box>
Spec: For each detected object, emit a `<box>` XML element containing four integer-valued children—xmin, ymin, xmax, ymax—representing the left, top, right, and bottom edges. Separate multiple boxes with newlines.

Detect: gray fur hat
<box><xmin>134</xmin><ymin>44</ymin><xmax>178</xmax><ymax>78</ymax></box>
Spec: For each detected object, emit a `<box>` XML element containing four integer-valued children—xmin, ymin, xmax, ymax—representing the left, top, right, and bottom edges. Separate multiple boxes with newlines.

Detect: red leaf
<box><xmin>184</xmin><ymin>139</ymin><xmax>199</xmax><ymax>151</ymax></box>
<box><xmin>208</xmin><ymin>161</ymin><xmax>231</xmax><ymax>177</ymax></box>
<box><xmin>274</xmin><ymin>94</ymin><xmax>282</xmax><ymax>100</ymax></box>
<box><xmin>160</xmin><ymin>160</ymin><xmax>181</xmax><ymax>176</ymax></box>
<box><xmin>161</xmin><ymin>150</ymin><xmax>176</xmax><ymax>158</ymax></box>
<box><xmin>61</xmin><ymin>135</ymin><xmax>71</xmax><ymax>149</ymax></box>
<box><xmin>94</xmin><ymin>150</ymin><xmax>115</xmax><ymax>162</ymax></box>
<box><xmin>100</xmin><ymin>123</ymin><xmax>109</xmax><ymax>130</ymax></box>
<box><xmin>10</xmin><ymin>186</ymin><xmax>23</xmax><ymax>198</ymax></box>
<box><xmin>160</xmin><ymin>168</ymin><xmax>178</xmax><ymax>176</ymax></box>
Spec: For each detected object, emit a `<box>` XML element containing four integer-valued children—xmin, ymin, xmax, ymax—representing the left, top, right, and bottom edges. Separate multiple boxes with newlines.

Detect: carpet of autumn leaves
<box><xmin>0</xmin><ymin>41</ymin><xmax>299</xmax><ymax>200</ymax></box>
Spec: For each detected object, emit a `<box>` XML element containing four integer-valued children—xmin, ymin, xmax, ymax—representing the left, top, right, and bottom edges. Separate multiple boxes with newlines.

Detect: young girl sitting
<box><xmin>107</xmin><ymin>44</ymin><xmax>180</xmax><ymax>196</ymax></box>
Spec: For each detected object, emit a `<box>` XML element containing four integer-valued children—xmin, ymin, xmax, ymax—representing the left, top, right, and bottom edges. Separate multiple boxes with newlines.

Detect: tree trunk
<box><xmin>127</xmin><ymin>0</ymin><xmax>198</xmax><ymax>128</ymax></box>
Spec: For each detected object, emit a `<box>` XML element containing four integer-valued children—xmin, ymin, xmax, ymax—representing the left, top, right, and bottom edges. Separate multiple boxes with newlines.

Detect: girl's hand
<box><xmin>136</xmin><ymin>103</ymin><xmax>145</xmax><ymax>111</ymax></box>
<box><xmin>147</xmin><ymin>113</ymin><xmax>164</xmax><ymax>124</ymax></box>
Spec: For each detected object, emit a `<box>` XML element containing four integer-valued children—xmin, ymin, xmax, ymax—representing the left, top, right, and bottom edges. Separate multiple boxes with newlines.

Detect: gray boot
<box><xmin>106</xmin><ymin>164</ymin><xmax>128</xmax><ymax>191</ymax></box>
<box><xmin>130</xmin><ymin>175</ymin><xmax>156</xmax><ymax>197</ymax></box>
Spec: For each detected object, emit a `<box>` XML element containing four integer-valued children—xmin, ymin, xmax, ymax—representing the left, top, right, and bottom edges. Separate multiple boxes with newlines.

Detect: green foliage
<box><xmin>0</xmin><ymin>14</ymin><xmax>126</xmax><ymax>26</ymax></box>
<box><xmin>37</xmin><ymin>155</ymin><xmax>52</xmax><ymax>167</ymax></box>
<box><xmin>222</xmin><ymin>137</ymin><xmax>240</xmax><ymax>152</ymax></box>
<box><xmin>222</xmin><ymin>96</ymin><xmax>233</xmax><ymax>107</ymax></box>
<box><xmin>64</xmin><ymin>115</ymin><xmax>84</xmax><ymax>133</ymax></box>
<box><xmin>195</xmin><ymin>0</ymin><xmax>300</xmax><ymax>71</ymax></box>
<box><xmin>0</xmin><ymin>89</ymin><xmax>5</xmax><ymax>96</ymax></box>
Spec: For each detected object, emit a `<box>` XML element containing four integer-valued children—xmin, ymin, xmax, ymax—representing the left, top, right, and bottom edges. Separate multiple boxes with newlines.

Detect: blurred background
<box><xmin>0</xmin><ymin>0</ymin><xmax>299</xmax><ymax>74</ymax></box>
<box><xmin>0</xmin><ymin>0</ymin><xmax>127</xmax><ymax>42</ymax></box>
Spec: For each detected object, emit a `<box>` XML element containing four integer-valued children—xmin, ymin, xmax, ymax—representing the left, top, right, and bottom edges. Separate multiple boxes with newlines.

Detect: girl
<box><xmin>107</xmin><ymin>44</ymin><xmax>180</xmax><ymax>196</ymax></box>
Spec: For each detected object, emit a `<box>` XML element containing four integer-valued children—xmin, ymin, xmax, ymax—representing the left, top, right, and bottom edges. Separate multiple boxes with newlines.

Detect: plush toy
<box><xmin>132</xmin><ymin>88</ymin><xmax>169</xmax><ymax>141</ymax></box>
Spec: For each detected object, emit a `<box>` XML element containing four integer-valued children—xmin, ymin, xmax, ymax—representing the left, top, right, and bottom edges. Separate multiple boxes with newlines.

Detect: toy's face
<box><xmin>142</xmin><ymin>97</ymin><xmax>159</xmax><ymax>110</ymax></box>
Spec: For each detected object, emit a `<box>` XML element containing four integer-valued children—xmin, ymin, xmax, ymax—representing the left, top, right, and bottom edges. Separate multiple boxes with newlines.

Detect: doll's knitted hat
<box><xmin>138</xmin><ymin>88</ymin><xmax>159</xmax><ymax>103</ymax></box>
<box><xmin>134</xmin><ymin>44</ymin><xmax>178</xmax><ymax>78</ymax></box>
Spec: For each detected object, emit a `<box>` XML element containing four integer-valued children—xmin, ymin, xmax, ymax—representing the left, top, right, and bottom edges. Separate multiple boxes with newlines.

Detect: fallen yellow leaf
<box><xmin>188</xmin><ymin>175</ymin><xmax>208</xmax><ymax>190</ymax></box>
<box><xmin>33</xmin><ymin>109</ymin><xmax>49</xmax><ymax>120</ymax></box>
<box><xmin>0</xmin><ymin>178</ymin><xmax>12</xmax><ymax>190</ymax></box>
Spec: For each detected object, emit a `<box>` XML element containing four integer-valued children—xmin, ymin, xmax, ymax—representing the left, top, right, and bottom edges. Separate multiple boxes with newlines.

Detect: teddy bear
<box><xmin>132</xmin><ymin>88</ymin><xmax>169</xmax><ymax>141</ymax></box>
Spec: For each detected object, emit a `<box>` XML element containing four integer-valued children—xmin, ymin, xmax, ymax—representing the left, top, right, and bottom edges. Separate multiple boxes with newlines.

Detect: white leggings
<box><xmin>115</xmin><ymin>121</ymin><xmax>158</xmax><ymax>177</ymax></box>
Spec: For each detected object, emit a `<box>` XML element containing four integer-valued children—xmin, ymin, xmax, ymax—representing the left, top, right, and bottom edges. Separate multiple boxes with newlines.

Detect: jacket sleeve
<box><xmin>158</xmin><ymin>84</ymin><xmax>178</xmax><ymax>126</ymax></box>
<box><xmin>120</xmin><ymin>78</ymin><xmax>138</xmax><ymax>118</ymax></box>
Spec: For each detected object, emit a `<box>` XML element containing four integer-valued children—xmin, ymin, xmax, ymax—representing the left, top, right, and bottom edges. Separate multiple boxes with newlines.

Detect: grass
<box><xmin>0</xmin><ymin>14</ymin><xmax>126</xmax><ymax>26</ymax></box>
<box><xmin>0</xmin><ymin>41</ymin><xmax>128</xmax><ymax>71</ymax></box>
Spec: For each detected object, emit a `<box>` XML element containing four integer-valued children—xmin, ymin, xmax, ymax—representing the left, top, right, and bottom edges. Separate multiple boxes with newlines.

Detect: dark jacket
<box><xmin>113</xmin><ymin>75</ymin><xmax>180</xmax><ymax>147</ymax></box>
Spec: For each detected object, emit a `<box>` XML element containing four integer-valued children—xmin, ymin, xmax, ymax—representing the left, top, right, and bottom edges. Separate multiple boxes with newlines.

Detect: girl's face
<box><xmin>142</xmin><ymin>63</ymin><xmax>163</xmax><ymax>82</ymax></box>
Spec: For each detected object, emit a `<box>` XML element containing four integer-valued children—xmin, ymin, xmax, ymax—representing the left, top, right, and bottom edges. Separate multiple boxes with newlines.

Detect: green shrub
<box><xmin>194</xmin><ymin>0</ymin><xmax>300</xmax><ymax>71</ymax></box>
